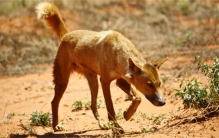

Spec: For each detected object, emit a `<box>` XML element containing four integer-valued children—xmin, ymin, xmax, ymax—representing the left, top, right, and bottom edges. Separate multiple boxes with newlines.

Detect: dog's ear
<box><xmin>126</xmin><ymin>58</ymin><xmax>141</xmax><ymax>78</ymax></box>
<box><xmin>128</xmin><ymin>58</ymin><xmax>142</xmax><ymax>74</ymax></box>
<box><xmin>152</xmin><ymin>57</ymin><xmax>168</xmax><ymax>69</ymax></box>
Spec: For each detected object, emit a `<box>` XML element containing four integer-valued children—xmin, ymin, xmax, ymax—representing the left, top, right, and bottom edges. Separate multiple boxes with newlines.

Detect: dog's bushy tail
<box><xmin>36</xmin><ymin>2</ymin><xmax>68</xmax><ymax>40</ymax></box>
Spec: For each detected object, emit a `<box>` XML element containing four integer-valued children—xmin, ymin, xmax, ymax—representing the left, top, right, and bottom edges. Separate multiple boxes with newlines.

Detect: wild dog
<box><xmin>36</xmin><ymin>2</ymin><xmax>167</xmax><ymax>134</ymax></box>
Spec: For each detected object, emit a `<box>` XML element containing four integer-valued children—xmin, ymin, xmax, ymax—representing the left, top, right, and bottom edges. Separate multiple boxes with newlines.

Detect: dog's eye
<box><xmin>147</xmin><ymin>81</ymin><xmax>153</xmax><ymax>87</ymax></box>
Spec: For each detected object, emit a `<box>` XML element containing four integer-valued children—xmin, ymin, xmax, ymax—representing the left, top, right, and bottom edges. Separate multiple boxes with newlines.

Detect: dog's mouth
<box><xmin>145</xmin><ymin>95</ymin><xmax>166</xmax><ymax>106</ymax></box>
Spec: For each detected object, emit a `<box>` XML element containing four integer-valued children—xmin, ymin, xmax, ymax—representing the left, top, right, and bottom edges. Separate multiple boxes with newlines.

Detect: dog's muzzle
<box><xmin>145</xmin><ymin>95</ymin><xmax>166</xmax><ymax>106</ymax></box>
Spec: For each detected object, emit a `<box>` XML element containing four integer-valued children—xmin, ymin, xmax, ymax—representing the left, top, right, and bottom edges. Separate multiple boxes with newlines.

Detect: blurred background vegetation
<box><xmin>0</xmin><ymin>0</ymin><xmax>218</xmax><ymax>76</ymax></box>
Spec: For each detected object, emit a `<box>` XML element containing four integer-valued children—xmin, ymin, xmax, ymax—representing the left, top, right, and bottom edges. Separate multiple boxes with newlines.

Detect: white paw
<box><xmin>98</xmin><ymin>119</ymin><xmax>109</xmax><ymax>130</ymax></box>
<box><xmin>55</xmin><ymin>124</ymin><xmax>65</xmax><ymax>131</ymax></box>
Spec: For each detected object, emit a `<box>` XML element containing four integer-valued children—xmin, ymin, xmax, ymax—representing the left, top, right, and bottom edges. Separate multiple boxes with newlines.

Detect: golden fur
<box><xmin>36</xmin><ymin>2</ymin><xmax>167</xmax><ymax>133</ymax></box>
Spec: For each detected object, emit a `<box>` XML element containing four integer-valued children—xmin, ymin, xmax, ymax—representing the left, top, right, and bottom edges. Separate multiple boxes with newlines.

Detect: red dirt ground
<box><xmin>1</xmin><ymin>56</ymin><xmax>219</xmax><ymax>138</ymax></box>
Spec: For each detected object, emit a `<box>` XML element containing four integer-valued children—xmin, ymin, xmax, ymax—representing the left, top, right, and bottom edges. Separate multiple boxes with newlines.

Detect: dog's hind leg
<box><xmin>52</xmin><ymin>57</ymin><xmax>71</xmax><ymax>132</ymax></box>
<box><xmin>85</xmin><ymin>72</ymin><xmax>108</xmax><ymax>130</ymax></box>
<box><xmin>100</xmin><ymin>77</ymin><xmax>124</xmax><ymax>134</ymax></box>
<box><xmin>116</xmin><ymin>78</ymin><xmax>141</xmax><ymax>121</ymax></box>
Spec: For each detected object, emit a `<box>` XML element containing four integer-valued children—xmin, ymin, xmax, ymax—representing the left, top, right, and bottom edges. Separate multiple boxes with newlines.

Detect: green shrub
<box><xmin>176</xmin><ymin>56</ymin><xmax>219</xmax><ymax>112</ymax></box>
<box><xmin>72</xmin><ymin>100</ymin><xmax>83</xmax><ymax>110</ymax></box>
<box><xmin>29</xmin><ymin>110</ymin><xmax>52</xmax><ymax>126</ymax></box>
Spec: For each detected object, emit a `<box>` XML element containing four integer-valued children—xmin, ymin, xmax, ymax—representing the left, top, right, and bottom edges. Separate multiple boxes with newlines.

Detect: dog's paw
<box><xmin>112</xmin><ymin>125</ymin><xmax>124</xmax><ymax>135</ymax></box>
<box><xmin>54</xmin><ymin>124</ymin><xmax>65</xmax><ymax>132</ymax></box>
<box><xmin>98</xmin><ymin>119</ymin><xmax>109</xmax><ymax>130</ymax></box>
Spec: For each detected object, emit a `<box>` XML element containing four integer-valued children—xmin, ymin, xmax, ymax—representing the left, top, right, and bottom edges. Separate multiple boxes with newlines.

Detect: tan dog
<box><xmin>36</xmin><ymin>2</ymin><xmax>167</xmax><ymax>134</ymax></box>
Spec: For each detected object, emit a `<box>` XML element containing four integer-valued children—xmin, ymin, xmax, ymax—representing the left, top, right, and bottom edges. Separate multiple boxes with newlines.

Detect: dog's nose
<box><xmin>159</xmin><ymin>100</ymin><xmax>166</xmax><ymax>106</ymax></box>
<box><xmin>145</xmin><ymin>95</ymin><xmax>166</xmax><ymax>106</ymax></box>
<box><xmin>157</xmin><ymin>95</ymin><xmax>166</xmax><ymax>106</ymax></box>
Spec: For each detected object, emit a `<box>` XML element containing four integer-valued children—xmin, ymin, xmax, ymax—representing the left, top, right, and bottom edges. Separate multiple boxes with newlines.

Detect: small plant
<box><xmin>17</xmin><ymin>112</ymin><xmax>26</xmax><ymax>116</ymax></box>
<box><xmin>176</xmin><ymin>56</ymin><xmax>219</xmax><ymax>112</ymax></box>
<box><xmin>152</xmin><ymin>114</ymin><xmax>165</xmax><ymax>125</ymax></box>
<box><xmin>7</xmin><ymin>112</ymin><xmax>15</xmax><ymax>119</ymax></box>
<box><xmin>178</xmin><ymin>0</ymin><xmax>190</xmax><ymax>15</ymax></box>
<box><xmin>72</xmin><ymin>100</ymin><xmax>83</xmax><ymax>110</ymax></box>
<box><xmin>153</xmin><ymin>117</ymin><xmax>162</xmax><ymax>125</ymax></box>
<box><xmin>85</xmin><ymin>100</ymin><xmax>91</xmax><ymax>110</ymax></box>
<box><xmin>185</xmin><ymin>30</ymin><xmax>192</xmax><ymax>41</ymax></box>
<box><xmin>138</xmin><ymin>111</ymin><xmax>147</xmax><ymax>119</ymax></box>
<box><xmin>97</xmin><ymin>99</ymin><xmax>103</xmax><ymax>108</ymax></box>
<box><xmin>141</xmin><ymin>127</ymin><xmax>149</xmax><ymax>133</ymax></box>
<box><xmin>116</xmin><ymin>110</ymin><xmax>123</xmax><ymax>120</ymax></box>
<box><xmin>141</xmin><ymin>126</ymin><xmax>157</xmax><ymax>133</ymax></box>
<box><xmin>107</xmin><ymin>120</ymin><xmax>115</xmax><ymax>128</ymax></box>
<box><xmin>72</xmin><ymin>99</ymin><xmax>104</xmax><ymax>111</ymax></box>
<box><xmin>172</xmin><ymin>29</ymin><xmax>193</xmax><ymax>47</ymax></box>
<box><xmin>29</xmin><ymin>110</ymin><xmax>52</xmax><ymax>126</ymax></box>
<box><xmin>147</xmin><ymin>113</ymin><xmax>155</xmax><ymax>120</ymax></box>
<box><xmin>172</xmin><ymin>37</ymin><xmax>182</xmax><ymax>47</ymax></box>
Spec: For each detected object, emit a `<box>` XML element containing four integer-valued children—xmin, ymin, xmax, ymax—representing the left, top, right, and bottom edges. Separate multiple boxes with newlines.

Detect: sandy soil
<box><xmin>1</xmin><ymin>55</ymin><xmax>219</xmax><ymax>138</ymax></box>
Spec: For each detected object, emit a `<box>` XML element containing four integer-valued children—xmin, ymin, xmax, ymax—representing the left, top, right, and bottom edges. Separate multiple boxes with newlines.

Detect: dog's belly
<box><xmin>79</xmin><ymin>63</ymin><xmax>99</xmax><ymax>74</ymax></box>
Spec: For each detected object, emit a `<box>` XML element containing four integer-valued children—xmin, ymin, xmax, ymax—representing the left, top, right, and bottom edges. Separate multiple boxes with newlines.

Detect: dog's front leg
<box><xmin>123</xmin><ymin>88</ymin><xmax>141</xmax><ymax>120</ymax></box>
<box><xmin>100</xmin><ymin>77</ymin><xmax>124</xmax><ymax>134</ymax></box>
<box><xmin>116</xmin><ymin>78</ymin><xmax>141</xmax><ymax>121</ymax></box>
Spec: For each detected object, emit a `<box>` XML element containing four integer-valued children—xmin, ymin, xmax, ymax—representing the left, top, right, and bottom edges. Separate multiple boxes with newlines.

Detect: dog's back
<box><xmin>60</xmin><ymin>29</ymin><xmax>145</xmax><ymax>80</ymax></box>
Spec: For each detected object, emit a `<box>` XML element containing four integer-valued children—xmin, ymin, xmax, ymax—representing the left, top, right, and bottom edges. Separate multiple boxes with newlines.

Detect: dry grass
<box><xmin>0</xmin><ymin>0</ymin><xmax>218</xmax><ymax>76</ymax></box>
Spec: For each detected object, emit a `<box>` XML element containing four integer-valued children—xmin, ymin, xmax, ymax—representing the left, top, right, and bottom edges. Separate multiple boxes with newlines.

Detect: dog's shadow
<box><xmin>10</xmin><ymin>129</ymin><xmax>143</xmax><ymax>138</ymax></box>
<box><xmin>10</xmin><ymin>129</ymin><xmax>107</xmax><ymax>138</ymax></box>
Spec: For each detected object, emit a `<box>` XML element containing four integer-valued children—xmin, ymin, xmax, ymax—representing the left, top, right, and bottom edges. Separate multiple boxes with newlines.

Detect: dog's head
<box><xmin>126</xmin><ymin>57</ymin><xmax>167</xmax><ymax>106</ymax></box>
